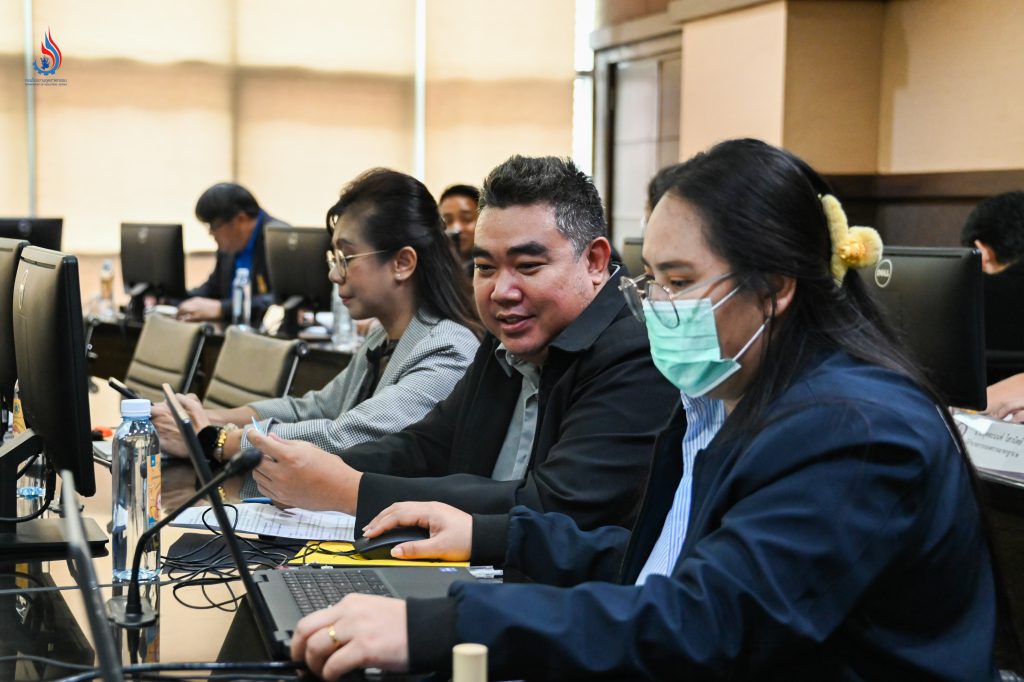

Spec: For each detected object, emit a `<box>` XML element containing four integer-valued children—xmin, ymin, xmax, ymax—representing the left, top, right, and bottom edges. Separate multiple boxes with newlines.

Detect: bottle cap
<box><xmin>120</xmin><ymin>398</ymin><xmax>152</xmax><ymax>418</ymax></box>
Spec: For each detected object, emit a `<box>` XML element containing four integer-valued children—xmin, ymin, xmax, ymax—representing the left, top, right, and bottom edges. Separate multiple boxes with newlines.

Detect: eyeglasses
<box><xmin>325</xmin><ymin>247</ymin><xmax>391</xmax><ymax>279</ymax></box>
<box><xmin>618</xmin><ymin>271</ymin><xmax>734</xmax><ymax>328</ymax></box>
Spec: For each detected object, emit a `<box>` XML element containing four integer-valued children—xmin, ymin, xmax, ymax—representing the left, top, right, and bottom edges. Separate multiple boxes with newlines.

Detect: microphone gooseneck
<box><xmin>107</xmin><ymin>451</ymin><xmax>263</xmax><ymax>628</ymax></box>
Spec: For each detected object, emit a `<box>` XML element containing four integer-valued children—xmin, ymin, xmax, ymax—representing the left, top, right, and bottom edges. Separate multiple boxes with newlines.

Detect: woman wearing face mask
<box><xmin>289</xmin><ymin>140</ymin><xmax>1001</xmax><ymax>680</ymax></box>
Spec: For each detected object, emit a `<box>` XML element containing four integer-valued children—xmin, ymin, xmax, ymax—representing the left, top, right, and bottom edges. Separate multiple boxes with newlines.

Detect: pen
<box><xmin>250</xmin><ymin>416</ymin><xmax>267</xmax><ymax>436</ymax></box>
<box><xmin>242</xmin><ymin>497</ymin><xmax>273</xmax><ymax>504</ymax></box>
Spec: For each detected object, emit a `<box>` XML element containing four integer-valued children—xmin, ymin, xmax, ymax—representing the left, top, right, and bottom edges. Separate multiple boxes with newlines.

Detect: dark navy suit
<box><xmin>409</xmin><ymin>352</ymin><xmax>997</xmax><ymax>680</ymax></box>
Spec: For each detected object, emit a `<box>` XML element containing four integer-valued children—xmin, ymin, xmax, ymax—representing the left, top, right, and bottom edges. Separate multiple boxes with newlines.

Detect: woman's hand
<box><xmin>290</xmin><ymin>594</ymin><xmax>408</xmax><ymax>679</ymax></box>
<box><xmin>246</xmin><ymin>430</ymin><xmax>362</xmax><ymax>513</ymax></box>
<box><xmin>363</xmin><ymin>501</ymin><xmax>473</xmax><ymax>561</ymax></box>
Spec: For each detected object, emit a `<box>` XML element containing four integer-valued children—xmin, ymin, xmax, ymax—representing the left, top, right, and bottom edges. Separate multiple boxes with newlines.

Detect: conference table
<box><xmin>2</xmin><ymin>384</ymin><xmax>290</xmax><ymax>679</ymax></box>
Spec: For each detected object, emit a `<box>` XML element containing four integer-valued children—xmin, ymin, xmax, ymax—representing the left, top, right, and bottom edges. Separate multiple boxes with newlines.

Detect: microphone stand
<box><xmin>107</xmin><ymin>451</ymin><xmax>263</xmax><ymax>628</ymax></box>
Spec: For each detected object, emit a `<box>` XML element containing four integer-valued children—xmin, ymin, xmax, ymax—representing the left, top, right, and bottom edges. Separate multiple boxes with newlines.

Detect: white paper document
<box><xmin>170</xmin><ymin>503</ymin><xmax>355</xmax><ymax>542</ymax></box>
<box><xmin>954</xmin><ymin>412</ymin><xmax>1024</xmax><ymax>481</ymax></box>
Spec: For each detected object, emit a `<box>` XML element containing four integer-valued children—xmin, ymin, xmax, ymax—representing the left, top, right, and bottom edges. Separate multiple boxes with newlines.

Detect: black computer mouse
<box><xmin>352</xmin><ymin>526</ymin><xmax>431</xmax><ymax>561</ymax></box>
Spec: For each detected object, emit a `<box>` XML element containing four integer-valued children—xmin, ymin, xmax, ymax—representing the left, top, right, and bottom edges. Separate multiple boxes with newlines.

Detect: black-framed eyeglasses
<box><xmin>325</xmin><ymin>247</ymin><xmax>391</xmax><ymax>279</ymax></box>
<box><xmin>618</xmin><ymin>271</ymin><xmax>734</xmax><ymax>328</ymax></box>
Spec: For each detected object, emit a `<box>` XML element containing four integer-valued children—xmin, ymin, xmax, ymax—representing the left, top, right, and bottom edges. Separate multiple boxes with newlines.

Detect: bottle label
<box><xmin>11</xmin><ymin>394</ymin><xmax>25</xmax><ymax>434</ymax></box>
<box><xmin>147</xmin><ymin>451</ymin><xmax>161</xmax><ymax>525</ymax></box>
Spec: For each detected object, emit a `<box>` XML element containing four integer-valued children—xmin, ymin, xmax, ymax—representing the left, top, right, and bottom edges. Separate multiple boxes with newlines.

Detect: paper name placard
<box><xmin>954</xmin><ymin>413</ymin><xmax>1024</xmax><ymax>480</ymax></box>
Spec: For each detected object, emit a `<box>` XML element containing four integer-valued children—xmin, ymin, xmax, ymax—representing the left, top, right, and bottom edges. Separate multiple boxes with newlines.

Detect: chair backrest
<box><xmin>123</xmin><ymin>315</ymin><xmax>210</xmax><ymax>403</ymax></box>
<box><xmin>202</xmin><ymin>328</ymin><xmax>306</xmax><ymax>409</ymax></box>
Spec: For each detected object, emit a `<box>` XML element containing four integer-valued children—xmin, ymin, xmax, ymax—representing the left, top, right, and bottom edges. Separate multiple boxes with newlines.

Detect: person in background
<box><xmin>438</xmin><ymin>184</ymin><xmax>479</xmax><ymax>275</ymax></box>
<box><xmin>246</xmin><ymin>155</ymin><xmax>678</xmax><ymax>533</ymax></box>
<box><xmin>153</xmin><ymin>169</ymin><xmax>481</xmax><ymax>480</ymax></box>
<box><xmin>960</xmin><ymin>192</ymin><xmax>1024</xmax><ymax>420</ymax></box>
<box><xmin>177</xmin><ymin>182</ymin><xmax>284</xmax><ymax>324</ymax></box>
<box><xmin>288</xmin><ymin>139</ymin><xmax>998</xmax><ymax>680</ymax></box>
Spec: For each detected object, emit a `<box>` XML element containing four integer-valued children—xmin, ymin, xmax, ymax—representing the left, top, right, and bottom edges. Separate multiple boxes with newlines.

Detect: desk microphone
<box><xmin>107</xmin><ymin>450</ymin><xmax>263</xmax><ymax>628</ymax></box>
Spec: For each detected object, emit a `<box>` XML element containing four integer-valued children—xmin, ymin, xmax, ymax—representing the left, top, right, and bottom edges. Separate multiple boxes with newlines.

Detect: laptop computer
<box><xmin>161</xmin><ymin>384</ymin><xmax>474</xmax><ymax>658</ymax></box>
<box><xmin>61</xmin><ymin>470</ymin><xmax>125</xmax><ymax>682</ymax></box>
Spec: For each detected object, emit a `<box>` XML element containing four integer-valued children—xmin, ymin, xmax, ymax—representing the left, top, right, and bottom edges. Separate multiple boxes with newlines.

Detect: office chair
<box><xmin>202</xmin><ymin>328</ymin><xmax>307</xmax><ymax>409</ymax></box>
<box><xmin>123</xmin><ymin>315</ymin><xmax>211</xmax><ymax>404</ymax></box>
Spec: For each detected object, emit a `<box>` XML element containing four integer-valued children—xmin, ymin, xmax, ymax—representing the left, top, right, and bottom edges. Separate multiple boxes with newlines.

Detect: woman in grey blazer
<box><xmin>154</xmin><ymin>169</ymin><xmax>481</xmax><ymax>466</ymax></box>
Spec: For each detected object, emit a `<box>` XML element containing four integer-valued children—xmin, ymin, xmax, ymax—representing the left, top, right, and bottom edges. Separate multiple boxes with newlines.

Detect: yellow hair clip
<box><xmin>821</xmin><ymin>194</ymin><xmax>883</xmax><ymax>285</ymax></box>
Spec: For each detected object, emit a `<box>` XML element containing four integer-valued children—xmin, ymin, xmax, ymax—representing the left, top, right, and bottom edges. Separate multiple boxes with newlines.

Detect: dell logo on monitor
<box><xmin>874</xmin><ymin>258</ymin><xmax>893</xmax><ymax>288</ymax></box>
<box><xmin>137</xmin><ymin>226</ymin><xmax>149</xmax><ymax>244</ymax></box>
<box><xmin>287</xmin><ymin>233</ymin><xmax>300</xmax><ymax>250</ymax></box>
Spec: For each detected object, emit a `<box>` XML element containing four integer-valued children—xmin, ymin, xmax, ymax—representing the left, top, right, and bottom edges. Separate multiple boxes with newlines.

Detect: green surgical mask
<box><xmin>643</xmin><ymin>286</ymin><xmax>767</xmax><ymax>397</ymax></box>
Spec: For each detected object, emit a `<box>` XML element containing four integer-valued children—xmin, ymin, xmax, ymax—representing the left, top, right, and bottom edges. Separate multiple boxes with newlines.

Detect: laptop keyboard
<box><xmin>282</xmin><ymin>569</ymin><xmax>395</xmax><ymax>615</ymax></box>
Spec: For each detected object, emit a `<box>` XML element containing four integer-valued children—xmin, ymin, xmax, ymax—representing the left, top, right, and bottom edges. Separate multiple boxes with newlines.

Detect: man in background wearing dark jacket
<box><xmin>177</xmin><ymin>182</ymin><xmax>285</xmax><ymax>324</ymax></box>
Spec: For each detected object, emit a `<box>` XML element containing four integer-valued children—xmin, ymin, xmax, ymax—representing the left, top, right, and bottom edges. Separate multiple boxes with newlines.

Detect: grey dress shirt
<box><xmin>490</xmin><ymin>345</ymin><xmax>541</xmax><ymax>481</ymax></box>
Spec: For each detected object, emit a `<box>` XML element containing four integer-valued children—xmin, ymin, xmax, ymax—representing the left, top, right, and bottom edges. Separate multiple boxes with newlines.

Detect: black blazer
<box><xmin>186</xmin><ymin>211</ymin><xmax>282</xmax><ymax>323</ymax></box>
<box><xmin>343</xmin><ymin>271</ymin><xmax>679</xmax><ymax>531</ymax></box>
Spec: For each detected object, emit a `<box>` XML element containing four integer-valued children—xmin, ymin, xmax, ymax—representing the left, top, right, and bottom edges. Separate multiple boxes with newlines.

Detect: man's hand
<box><xmin>247</xmin><ymin>430</ymin><xmax>362</xmax><ymax>513</ymax></box>
<box><xmin>986</xmin><ymin>373</ymin><xmax>1024</xmax><ymax>423</ymax></box>
<box><xmin>290</xmin><ymin>594</ymin><xmax>408</xmax><ymax>679</ymax></box>
<box><xmin>363</xmin><ymin>502</ymin><xmax>473</xmax><ymax>562</ymax></box>
<box><xmin>177</xmin><ymin>297</ymin><xmax>222</xmax><ymax>322</ymax></box>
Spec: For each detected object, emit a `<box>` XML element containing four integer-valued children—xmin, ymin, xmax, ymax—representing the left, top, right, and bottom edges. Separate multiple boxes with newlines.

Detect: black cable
<box><xmin>56</xmin><ymin>660</ymin><xmax>302</xmax><ymax>682</ymax></box>
<box><xmin>0</xmin><ymin>654</ymin><xmax>94</xmax><ymax>672</ymax></box>
<box><xmin>15</xmin><ymin>451</ymin><xmax>39</xmax><ymax>478</ymax></box>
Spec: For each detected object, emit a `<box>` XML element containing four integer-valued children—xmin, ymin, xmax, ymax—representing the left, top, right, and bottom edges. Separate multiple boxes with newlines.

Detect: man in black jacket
<box><xmin>248</xmin><ymin>156</ymin><xmax>678</xmax><ymax>532</ymax></box>
<box><xmin>177</xmin><ymin>182</ymin><xmax>284</xmax><ymax>324</ymax></box>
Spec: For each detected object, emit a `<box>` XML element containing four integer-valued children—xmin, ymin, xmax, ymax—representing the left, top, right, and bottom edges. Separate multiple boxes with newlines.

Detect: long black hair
<box><xmin>663</xmin><ymin>137</ymin><xmax>1021</xmax><ymax>669</ymax></box>
<box><xmin>661</xmin><ymin>138</ymin><xmax>937</xmax><ymax>428</ymax></box>
<box><xmin>326</xmin><ymin>169</ymin><xmax>482</xmax><ymax>338</ymax></box>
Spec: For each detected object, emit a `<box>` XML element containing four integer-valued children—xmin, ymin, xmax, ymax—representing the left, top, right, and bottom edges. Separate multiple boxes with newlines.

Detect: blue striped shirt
<box><xmin>635</xmin><ymin>393</ymin><xmax>726</xmax><ymax>585</ymax></box>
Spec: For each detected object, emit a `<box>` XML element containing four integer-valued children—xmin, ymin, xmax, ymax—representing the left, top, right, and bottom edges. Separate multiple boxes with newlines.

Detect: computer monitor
<box><xmin>120</xmin><ymin>223</ymin><xmax>186</xmax><ymax>321</ymax></box>
<box><xmin>0</xmin><ymin>246</ymin><xmax>106</xmax><ymax>558</ymax></box>
<box><xmin>620</xmin><ymin>237</ymin><xmax>644</xmax><ymax>278</ymax></box>
<box><xmin>864</xmin><ymin>246</ymin><xmax>986</xmax><ymax>410</ymax></box>
<box><xmin>0</xmin><ymin>238</ymin><xmax>27</xmax><ymax>416</ymax></box>
<box><xmin>0</xmin><ymin>217</ymin><xmax>62</xmax><ymax>251</ymax></box>
<box><xmin>264</xmin><ymin>224</ymin><xmax>332</xmax><ymax>337</ymax></box>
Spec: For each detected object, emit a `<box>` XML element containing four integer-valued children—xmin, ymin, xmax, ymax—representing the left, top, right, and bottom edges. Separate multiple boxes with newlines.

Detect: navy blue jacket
<box><xmin>408</xmin><ymin>352</ymin><xmax>997</xmax><ymax>679</ymax></box>
<box><xmin>186</xmin><ymin>210</ymin><xmax>282</xmax><ymax>323</ymax></box>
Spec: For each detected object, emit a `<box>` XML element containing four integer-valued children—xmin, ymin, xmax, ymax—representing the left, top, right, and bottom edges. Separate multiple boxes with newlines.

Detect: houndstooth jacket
<box><xmin>240</xmin><ymin>312</ymin><xmax>479</xmax><ymax>456</ymax></box>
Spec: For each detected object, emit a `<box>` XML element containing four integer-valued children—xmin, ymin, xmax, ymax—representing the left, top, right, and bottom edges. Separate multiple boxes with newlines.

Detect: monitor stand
<box><xmin>0</xmin><ymin>430</ymin><xmax>107</xmax><ymax>560</ymax></box>
<box><xmin>125</xmin><ymin>282</ymin><xmax>150</xmax><ymax>323</ymax></box>
<box><xmin>278</xmin><ymin>294</ymin><xmax>305</xmax><ymax>338</ymax></box>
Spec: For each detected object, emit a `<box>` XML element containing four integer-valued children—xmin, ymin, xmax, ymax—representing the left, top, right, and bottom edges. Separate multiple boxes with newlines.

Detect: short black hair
<box><xmin>479</xmin><ymin>156</ymin><xmax>606</xmax><ymax>256</ymax></box>
<box><xmin>960</xmin><ymin>191</ymin><xmax>1024</xmax><ymax>266</ymax></box>
<box><xmin>439</xmin><ymin>184</ymin><xmax>480</xmax><ymax>205</ymax></box>
<box><xmin>195</xmin><ymin>183</ymin><xmax>260</xmax><ymax>224</ymax></box>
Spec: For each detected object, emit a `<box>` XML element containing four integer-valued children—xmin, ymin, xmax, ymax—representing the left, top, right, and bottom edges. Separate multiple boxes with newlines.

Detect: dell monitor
<box><xmin>0</xmin><ymin>217</ymin><xmax>62</xmax><ymax>251</ymax></box>
<box><xmin>620</xmin><ymin>237</ymin><xmax>644</xmax><ymax>278</ymax></box>
<box><xmin>0</xmin><ymin>246</ymin><xmax>106</xmax><ymax>558</ymax></box>
<box><xmin>264</xmin><ymin>224</ymin><xmax>332</xmax><ymax>337</ymax></box>
<box><xmin>0</xmin><ymin>238</ymin><xmax>27</xmax><ymax>419</ymax></box>
<box><xmin>120</xmin><ymin>223</ymin><xmax>186</xmax><ymax>321</ymax></box>
<box><xmin>864</xmin><ymin>246</ymin><xmax>986</xmax><ymax>410</ymax></box>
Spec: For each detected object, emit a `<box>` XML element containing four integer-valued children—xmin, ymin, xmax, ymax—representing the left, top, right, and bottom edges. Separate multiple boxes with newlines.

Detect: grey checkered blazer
<box><xmin>240</xmin><ymin>313</ymin><xmax>478</xmax><ymax>456</ymax></box>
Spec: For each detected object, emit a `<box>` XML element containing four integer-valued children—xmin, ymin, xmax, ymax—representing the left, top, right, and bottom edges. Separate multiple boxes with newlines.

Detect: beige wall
<box><xmin>879</xmin><ymin>0</ymin><xmax>1024</xmax><ymax>173</ymax></box>
<box><xmin>783</xmin><ymin>1</ymin><xmax>884</xmax><ymax>174</ymax></box>
<box><xmin>423</xmin><ymin>0</ymin><xmax>575</xmax><ymax>196</ymax></box>
<box><xmin>679</xmin><ymin>1</ymin><xmax>787</xmax><ymax>159</ymax></box>
<box><xmin>4</xmin><ymin>0</ymin><xmax>576</xmax><ymax>270</ymax></box>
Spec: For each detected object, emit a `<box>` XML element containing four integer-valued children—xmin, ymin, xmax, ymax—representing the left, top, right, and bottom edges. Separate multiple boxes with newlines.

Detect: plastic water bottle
<box><xmin>231</xmin><ymin>267</ymin><xmax>252</xmax><ymax>329</ymax></box>
<box><xmin>111</xmin><ymin>399</ymin><xmax>161</xmax><ymax>583</ymax></box>
<box><xmin>97</xmin><ymin>258</ymin><xmax>116</xmax><ymax>321</ymax></box>
<box><xmin>12</xmin><ymin>380</ymin><xmax>46</xmax><ymax>516</ymax></box>
<box><xmin>331</xmin><ymin>282</ymin><xmax>354</xmax><ymax>349</ymax></box>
